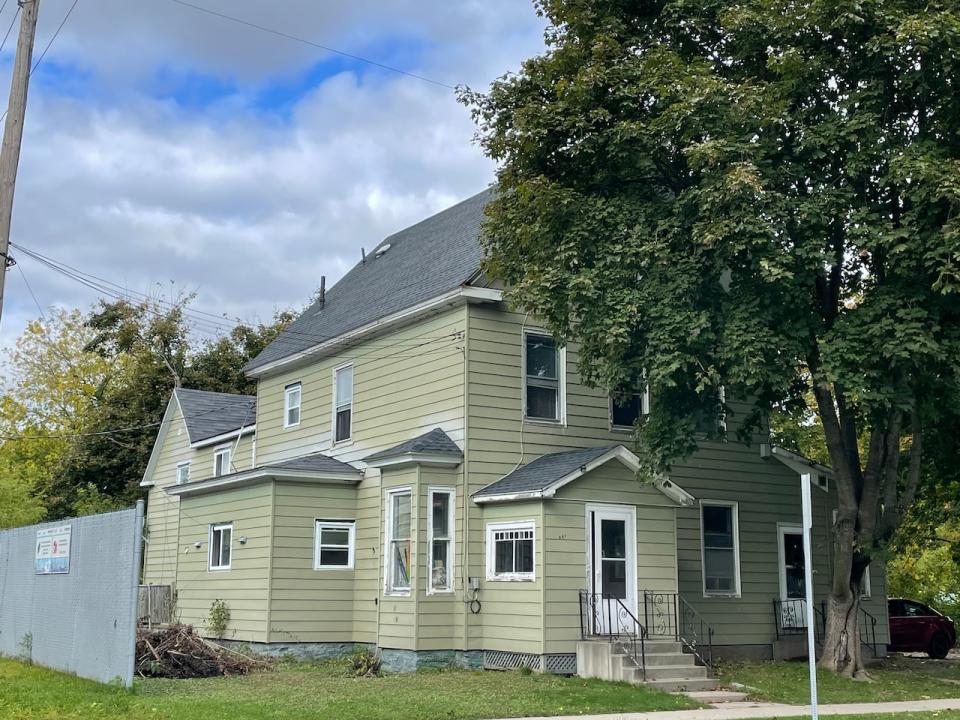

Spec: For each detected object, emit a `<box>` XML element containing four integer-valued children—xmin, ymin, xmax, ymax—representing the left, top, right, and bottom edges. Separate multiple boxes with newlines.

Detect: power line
<box><xmin>30</xmin><ymin>0</ymin><xmax>80</xmax><ymax>74</ymax></box>
<box><xmin>165</xmin><ymin>0</ymin><xmax>457</xmax><ymax>91</ymax></box>
<box><xmin>0</xmin><ymin>2</ymin><xmax>17</xmax><ymax>54</ymax></box>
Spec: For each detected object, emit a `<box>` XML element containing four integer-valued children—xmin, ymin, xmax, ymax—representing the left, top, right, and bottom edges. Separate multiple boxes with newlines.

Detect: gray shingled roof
<box><xmin>244</xmin><ymin>188</ymin><xmax>492</xmax><ymax>373</ymax></box>
<box><xmin>363</xmin><ymin>428</ymin><xmax>462</xmax><ymax>463</ymax></box>
<box><xmin>265</xmin><ymin>452</ymin><xmax>360</xmax><ymax>476</ymax></box>
<box><xmin>473</xmin><ymin>446</ymin><xmax>620</xmax><ymax>498</ymax></box>
<box><xmin>175</xmin><ymin>388</ymin><xmax>256</xmax><ymax>444</ymax></box>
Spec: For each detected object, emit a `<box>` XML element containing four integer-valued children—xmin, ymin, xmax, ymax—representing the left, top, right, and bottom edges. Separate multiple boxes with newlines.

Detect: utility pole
<box><xmin>0</xmin><ymin>0</ymin><xmax>40</xmax><ymax>329</ymax></box>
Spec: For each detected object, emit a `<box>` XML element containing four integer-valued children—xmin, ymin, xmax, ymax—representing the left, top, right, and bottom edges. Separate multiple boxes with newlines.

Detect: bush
<box><xmin>348</xmin><ymin>647</ymin><xmax>381</xmax><ymax>677</ymax></box>
<box><xmin>206</xmin><ymin>599</ymin><xmax>230</xmax><ymax>639</ymax></box>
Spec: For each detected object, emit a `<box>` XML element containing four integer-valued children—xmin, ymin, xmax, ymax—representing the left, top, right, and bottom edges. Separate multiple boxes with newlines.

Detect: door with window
<box><xmin>586</xmin><ymin>505</ymin><xmax>636</xmax><ymax>634</ymax></box>
<box><xmin>778</xmin><ymin>525</ymin><xmax>807</xmax><ymax>629</ymax></box>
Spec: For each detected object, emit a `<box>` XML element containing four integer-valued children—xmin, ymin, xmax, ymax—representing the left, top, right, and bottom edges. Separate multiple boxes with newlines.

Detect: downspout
<box><xmin>461</xmin><ymin>304</ymin><xmax>471</xmax><ymax>654</ymax></box>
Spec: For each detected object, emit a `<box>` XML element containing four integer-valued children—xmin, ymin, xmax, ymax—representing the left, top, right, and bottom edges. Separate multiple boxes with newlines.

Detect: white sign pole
<box><xmin>801</xmin><ymin>473</ymin><xmax>819</xmax><ymax>720</ymax></box>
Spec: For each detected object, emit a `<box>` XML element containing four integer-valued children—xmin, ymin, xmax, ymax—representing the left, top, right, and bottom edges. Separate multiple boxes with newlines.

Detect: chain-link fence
<box><xmin>0</xmin><ymin>502</ymin><xmax>143</xmax><ymax>686</ymax></box>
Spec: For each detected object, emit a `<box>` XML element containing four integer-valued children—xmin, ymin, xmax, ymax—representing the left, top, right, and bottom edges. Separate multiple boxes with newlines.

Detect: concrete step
<box><xmin>645</xmin><ymin>677</ymin><xmax>718</xmax><ymax>693</ymax></box>
<box><xmin>642</xmin><ymin>640</ymin><xmax>683</xmax><ymax>654</ymax></box>
<box><xmin>638</xmin><ymin>652</ymin><xmax>698</xmax><ymax>667</ymax></box>
<box><xmin>682</xmin><ymin>690</ymin><xmax>749</xmax><ymax>703</ymax></box>
<box><xmin>640</xmin><ymin>664</ymin><xmax>709</xmax><ymax>681</ymax></box>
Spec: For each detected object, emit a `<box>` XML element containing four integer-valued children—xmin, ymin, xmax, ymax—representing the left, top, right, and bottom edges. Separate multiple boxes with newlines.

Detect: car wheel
<box><xmin>928</xmin><ymin>633</ymin><xmax>951</xmax><ymax>660</ymax></box>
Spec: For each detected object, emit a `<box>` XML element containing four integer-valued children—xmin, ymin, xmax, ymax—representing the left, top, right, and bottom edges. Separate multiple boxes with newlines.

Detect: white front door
<box><xmin>777</xmin><ymin>524</ymin><xmax>807</xmax><ymax>629</ymax></box>
<box><xmin>586</xmin><ymin>504</ymin><xmax>637</xmax><ymax>634</ymax></box>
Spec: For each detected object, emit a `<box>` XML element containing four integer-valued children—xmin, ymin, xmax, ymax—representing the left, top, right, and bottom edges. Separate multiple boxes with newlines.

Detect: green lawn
<box><xmin>0</xmin><ymin>659</ymin><xmax>697</xmax><ymax>720</ymax></box>
<box><xmin>719</xmin><ymin>655</ymin><xmax>960</xmax><ymax>704</ymax></box>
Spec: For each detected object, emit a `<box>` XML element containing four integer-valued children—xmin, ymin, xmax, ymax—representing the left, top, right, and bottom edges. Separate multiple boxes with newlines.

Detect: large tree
<box><xmin>464</xmin><ymin>0</ymin><xmax>960</xmax><ymax>676</ymax></box>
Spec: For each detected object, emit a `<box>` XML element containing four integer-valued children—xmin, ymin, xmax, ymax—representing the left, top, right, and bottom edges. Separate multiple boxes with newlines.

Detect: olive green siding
<box><xmin>253</xmin><ymin>308</ymin><xmax>467</xmax><ymax>468</ymax></box>
<box><xmin>544</xmin><ymin>462</ymin><xmax>680</xmax><ymax>654</ymax></box>
<box><xmin>176</xmin><ymin>483</ymin><xmax>274</xmax><ymax>642</ymax></box>
<box><xmin>267</xmin><ymin>481</ymin><xmax>358</xmax><ymax>644</ymax></box>
<box><xmin>353</xmin><ymin>471</ymin><xmax>381</xmax><ymax>643</ymax></box>
<box><xmin>142</xmin><ymin>402</ymin><xmax>255</xmax><ymax>587</ymax></box>
<box><xmin>478</xmin><ymin>502</ymin><xmax>544</xmax><ymax>655</ymax></box>
<box><xmin>379</xmin><ymin>467</ymin><xmax>419</xmax><ymax>650</ymax></box>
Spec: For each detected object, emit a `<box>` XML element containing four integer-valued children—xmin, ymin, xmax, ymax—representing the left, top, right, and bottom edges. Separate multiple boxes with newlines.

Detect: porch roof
<box><xmin>363</xmin><ymin>428</ymin><xmax>462</xmax><ymax>468</ymax></box>
<box><xmin>472</xmin><ymin>445</ymin><xmax>694</xmax><ymax>506</ymax></box>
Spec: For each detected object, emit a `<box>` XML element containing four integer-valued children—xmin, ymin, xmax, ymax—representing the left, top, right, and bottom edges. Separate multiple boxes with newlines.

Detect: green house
<box><xmin>140</xmin><ymin>190</ymin><xmax>889</xmax><ymax>688</ymax></box>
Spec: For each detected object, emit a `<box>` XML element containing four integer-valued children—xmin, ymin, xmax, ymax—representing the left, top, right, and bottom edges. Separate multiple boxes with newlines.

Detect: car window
<box><xmin>902</xmin><ymin>601</ymin><xmax>932</xmax><ymax>617</ymax></box>
<box><xmin>888</xmin><ymin>599</ymin><xmax>905</xmax><ymax>617</ymax></box>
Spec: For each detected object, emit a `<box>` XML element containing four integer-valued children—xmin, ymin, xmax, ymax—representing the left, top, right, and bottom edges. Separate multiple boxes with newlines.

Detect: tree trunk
<box><xmin>820</xmin><ymin>590</ymin><xmax>865</xmax><ymax>678</ymax></box>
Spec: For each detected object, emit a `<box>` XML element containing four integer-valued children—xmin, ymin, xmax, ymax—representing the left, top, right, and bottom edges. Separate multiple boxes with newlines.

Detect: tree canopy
<box><xmin>464</xmin><ymin>0</ymin><xmax>960</xmax><ymax>675</ymax></box>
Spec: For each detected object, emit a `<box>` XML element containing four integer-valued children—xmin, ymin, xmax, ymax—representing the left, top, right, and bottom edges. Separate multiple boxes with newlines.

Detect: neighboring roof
<box><xmin>474</xmin><ymin>446</ymin><xmax>618</xmax><ymax>499</ymax></box>
<box><xmin>166</xmin><ymin>451</ymin><xmax>360</xmax><ymax>498</ymax></box>
<box><xmin>472</xmin><ymin>445</ymin><xmax>695</xmax><ymax>506</ymax></box>
<box><xmin>363</xmin><ymin>428</ymin><xmax>463</xmax><ymax>466</ymax></box>
<box><xmin>174</xmin><ymin>388</ymin><xmax>256</xmax><ymax>444</ymax></box>
<box><xmin>244</xmin><ymin>188</ymin><xmax>493</xmax><ymax>374</ymax></box>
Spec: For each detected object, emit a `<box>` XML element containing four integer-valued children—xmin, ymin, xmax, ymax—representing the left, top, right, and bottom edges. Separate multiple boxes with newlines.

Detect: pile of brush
<box><xmin>136</xmin><ymin>624</ymin><xmax>270</xmax><ymax>678</ymax></box>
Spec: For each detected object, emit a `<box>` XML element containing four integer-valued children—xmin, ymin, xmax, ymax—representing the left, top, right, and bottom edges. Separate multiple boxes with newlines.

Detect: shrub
<box><xmin>206</xmin><ymin>599</ymin><xmax>230</xmax><ymax>639</ymax></box>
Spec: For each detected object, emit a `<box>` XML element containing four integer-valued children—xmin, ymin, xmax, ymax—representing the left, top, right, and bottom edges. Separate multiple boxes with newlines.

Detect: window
<box><xmin>209</xmin><ymin>523</ymin><xmax>232</xmax><ymax>570</ymax></box>
<box><xmin>175</xmin><ymin>461</ymin><xmax>191</xmax><ymax>485</ymax></box>
<box><xmin>486</xmin><ymin>521</ymin><xmax>535</xmax><ymax>581</ymax></box>
<box><xmin>314</xmin><ymin>520</ymin><xmax>355</xmax><ymax>569</ymax></box>
<box><xmin>695</xmin><ymin>385</ymin><xmax>727</xmax><ymax>434</ymax></box>
<box><xmin>333</xmin><ymin>364</ymin><xmax>353</xmax><ymax>443</ymax></box>
<box><xmin>385</xmin><ymin>489</ymin><xmax>411</xmax><ymax>593</ymax></box>
<box><xmin>428</xmin><ymin>489</ymin><xmax>455</xmax><ymax>593</ymax></box>
<box><xmin>611</xmin><ymin>382</ymin><xmax>650</xmax><ymax>429</ymax></box>
<box><xmin>701</xmin><ymin>502</ymin><xmax>740</xmax><ymax>596</ymax></box>
<box><xmin>524</xmin><ymin>333</ymin><xmax>563</xmax><ymax>422</ymax></box>
<box><xmin>284</xmin><ymin>382</ymin><xmax>302</xmax><ymax>428</ymax></box>
<box><xmin>213</xmin><ymin>446</ymin><xmax>232</xmax><ymax>477</ymax></box>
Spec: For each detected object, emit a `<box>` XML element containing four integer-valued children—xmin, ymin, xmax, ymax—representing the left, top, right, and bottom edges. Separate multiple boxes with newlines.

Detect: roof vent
<box><xmin>375</xmin><ymin>243</ymin><xmax>391</xmax><ymax>258</ymax></box>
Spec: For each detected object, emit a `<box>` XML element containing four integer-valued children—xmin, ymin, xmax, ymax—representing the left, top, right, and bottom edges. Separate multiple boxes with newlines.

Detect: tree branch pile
<box><xmin>136</xmin><ymin>624</ymin><xmax>271</xmax><ymax>678</ymax></box>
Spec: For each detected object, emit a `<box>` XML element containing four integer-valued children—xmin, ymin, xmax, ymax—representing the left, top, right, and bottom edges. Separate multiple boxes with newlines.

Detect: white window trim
<box><xmin>384</xmin><ymin>486</ymin><xmax>412</xmax><ymax>596</ymax></box>
<box><xmin>331</xmin><ymin>362</ymin><xmax>354</xmax><ymax>446</ymax></box>
<box><xmin>700</xmin><ymin>500</ymin><xmax>741</xmax><ymax>598</ymax></box>
<box><xmin>208</xmin><ymin>522</ymin><xmax>232</xmax><ymax>571</ymax></box>
<box><xmin>521</xmin><ymin>330</ymin><xmax>566</xmax><ymax>425</ymax></box>
<box><xmin>213</xmin><ymin>445</ymin><xmax>232</xmax><ymax>477</ymax></box>
<box><xmin>609</xmin><ymin>383</ymin><xmax>651</xmax><ymax>431</ymax></box>
<box><xmin>486</xmin><ymin>519</ymin><xmax>536</xmax><ymax>582</ymax></box>
<box><xmin>313</xmin><ymin>519</ymin><xmax>356</xmax><ymax>570</ymax></box>
<box><xmin>284</xmin><ymin>382</ymin><xmax>302</xmax><ymax>429</ymax></box>
<box><xmin>175</xmin><ymin>460</ymin><xmax>191</xmax><ymax>485</ymax></box>
<box><xmin>427</xmin><ymin>487</ymin><xmax>456</xmax><ymax>595</ymax></box>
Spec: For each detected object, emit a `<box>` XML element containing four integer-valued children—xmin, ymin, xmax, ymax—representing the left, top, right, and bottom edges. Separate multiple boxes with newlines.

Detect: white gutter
<box><xmin>190</xmin><ymin>424</ymin><xmax>256</xmax><ymax>449</ymax></box>
<box><xmin>166</xmin><ymin>466</ymin><xmax>361</xmax><ymax>498</ymax></box>
<box><xmin>246</xmin><ymin>286</ymin><xmax>503</xmax><ymax>378</ymax></box>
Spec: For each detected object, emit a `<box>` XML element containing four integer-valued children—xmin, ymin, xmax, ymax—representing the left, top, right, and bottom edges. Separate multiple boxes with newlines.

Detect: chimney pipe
<box><xmin>319</xmin><ymin>276</ymin><xmax>326</xmax><ymax>308</ymax></box>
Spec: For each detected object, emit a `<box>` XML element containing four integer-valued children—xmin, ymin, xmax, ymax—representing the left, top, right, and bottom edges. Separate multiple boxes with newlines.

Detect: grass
<box><xmin>0</xmin><ymin>658</ymin><xmax>697</xmax><ymax>720</ymax></box>
<box><xmin>719</xmin><ymin>654</ymin><xmax>960</xmax><ymax>704</ymax></box>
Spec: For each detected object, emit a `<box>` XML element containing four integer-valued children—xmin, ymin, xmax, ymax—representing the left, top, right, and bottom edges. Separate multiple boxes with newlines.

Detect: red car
<box><xmin>888</xmin><ymin>598</ymin><xmax>956</xmax><ymax>659</ymax></box>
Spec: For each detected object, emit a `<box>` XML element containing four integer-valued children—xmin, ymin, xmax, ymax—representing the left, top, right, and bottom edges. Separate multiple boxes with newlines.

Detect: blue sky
<box><xmin>0</xmin><ymin>0</ymin><xmax>547</xmax><ymax>353</ymax></box>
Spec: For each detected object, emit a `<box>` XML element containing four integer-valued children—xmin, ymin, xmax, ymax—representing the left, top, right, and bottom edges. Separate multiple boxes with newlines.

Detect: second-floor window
<box><xmin>334</xmin><ymin>364</ymin><xmax>353</xmax><ymax>443</ymax></box>
<box><xmin>213</xmin><ymin>446</ymin><xmax>231</xmax><ymax>477</ymax></box>
<box><xmin>524</xmin><ymin>332</ymin><xmax>562</xmax><ymax>422</ymax></box>
<box><xmin>701</xmin><ymin>501</ymin><xmax>740</xmax><ymax>596</ymax></box>
<box><xmin>284</xmin><ymin>382</ymin><xmax>301</xmax><ymax>428</ymax></box>
<box><xmin>611</xmin><ymin>382</ymin><xmax>650</xmax><ymax>429</ymax></box>
<box><xmin>175</xmin><ymin>461</ymin><xmax>191</xmax><ymax>485</ymax></box>
<box><xmin>208</xmin><ymin>523</ymin><xmax>232</xmax><ymax>570</ymax></box>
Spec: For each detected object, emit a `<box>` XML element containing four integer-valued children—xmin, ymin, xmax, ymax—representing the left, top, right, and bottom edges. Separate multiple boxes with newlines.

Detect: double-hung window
<box><xmin>701</xmin><ymin>501</ymin><xmax>740</xmax><ymax>596</ymax></box>
<box><xmin>314</xmin><ymin>520</ymin><xmax>355</xmax><ymax>569</ymax></box>
<box><xmin>428</xmin><ymin>489</ymin><xmax>455</xmax><ymax>593</ymax></box>
<box><xmin>611</xmin><ymin>381</ymin><xmax>650</xmax><ymax>429</ymax></box>
<box><xmin>486</xmin><ymin>520</ymin><xmax>535</xmax><ymax>581</ymax></box>
<box><xmin>213</xmin><ymin>446</ymin><xmax>231</xmax><ymax>477</ymax></box>
<box><xmin>208</xmin><ymin>523</ymin><xmax>232</xmax><ymax>571</ymax></box>
<box><xmin>385</xmin><ymin>489</ymin><xmax>411</xmax><ymax>593</ymax></box>
<box><xmin>176</xmin><ymin>460</ymin><xmax>191</xmax><ymax>485</ymax></box>
<box><xmin>524</xmin><ymin>333</ymin><xmax>563</xmax><ymax>422</ymax></box>
<box><xmin>333</xmin><ymin>364</ymin><xmax>353</xmax><ymax>443</ymax></box>
<box><xmin>284</xmin><ymin>382</ymin><xmax>302</xmax><ymax>428</ymax></box>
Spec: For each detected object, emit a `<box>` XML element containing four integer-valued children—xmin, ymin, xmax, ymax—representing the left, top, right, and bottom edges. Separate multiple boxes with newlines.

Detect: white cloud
<box><xmin>0</xmin><ymin>0</ymin><xmax>548</xmax><ymax>347</ymax></box>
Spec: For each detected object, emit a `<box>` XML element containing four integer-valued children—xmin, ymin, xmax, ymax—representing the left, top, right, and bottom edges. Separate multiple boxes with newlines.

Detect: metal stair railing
<box><xmin>579</xmin><ymin>590</ymin><xmax>647</xmax><ymax>680</ymax></box>
<box><xmin>641</xmin><ymin>591</ymin><xmax>716</xmax><ymax>670</ymax></box>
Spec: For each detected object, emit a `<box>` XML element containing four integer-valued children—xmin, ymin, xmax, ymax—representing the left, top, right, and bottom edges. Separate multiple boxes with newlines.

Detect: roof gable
<box><xmin>244</xmin><ymin>189</ymin><xmax>492</xmax><ymax>374</ymax></box>
<box><xmin>363</xmin><ymin>428</ymin><xmax>463</xmax><ymax>467</ymax></box>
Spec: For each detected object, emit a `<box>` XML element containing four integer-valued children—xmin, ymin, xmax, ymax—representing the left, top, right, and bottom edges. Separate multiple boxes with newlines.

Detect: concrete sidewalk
<box><xmin>496</xmin><ymin>697</ymin><xmax>960</xmax><ymax>720</ymax></box>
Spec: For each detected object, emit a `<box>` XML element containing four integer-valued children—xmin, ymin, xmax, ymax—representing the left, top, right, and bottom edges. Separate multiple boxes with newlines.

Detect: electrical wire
<box><xmin>164</xmin><ymin>0</ymin><xmax>457</xmax><ymax>91</ymax></box>
<box><xmin>0</xmin><ymin>2</ymin><xmax>19</xmax><ymax>55</ymax></box>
